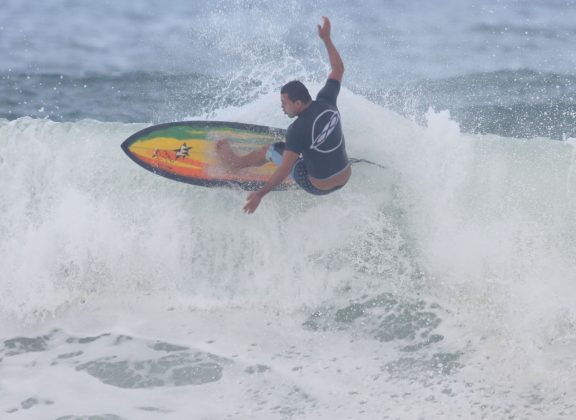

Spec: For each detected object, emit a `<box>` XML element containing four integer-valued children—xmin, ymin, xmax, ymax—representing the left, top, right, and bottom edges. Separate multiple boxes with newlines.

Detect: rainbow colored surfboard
<box><xmin>121</xmin><ymin>121</ymin><xmax>295</xmax><ymax>191</ymax></box>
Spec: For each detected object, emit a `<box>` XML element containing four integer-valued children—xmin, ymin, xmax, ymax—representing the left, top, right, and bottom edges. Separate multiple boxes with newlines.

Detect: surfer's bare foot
<box><xmin>216</xmin><ymin>139</ymin><xmax>243</xmax><ymax>170</ymax></box>
<box><xmin>216</xmin><ymin>140</ymin><xmax>269</xmax><ymax>170</ymax></box>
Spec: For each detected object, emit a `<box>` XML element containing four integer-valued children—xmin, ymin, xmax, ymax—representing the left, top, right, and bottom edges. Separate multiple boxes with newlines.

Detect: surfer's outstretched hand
<box><xmin>244</xmin><ymin>191</ymin><xmax>263</xmax><ymax>214</ymax></box>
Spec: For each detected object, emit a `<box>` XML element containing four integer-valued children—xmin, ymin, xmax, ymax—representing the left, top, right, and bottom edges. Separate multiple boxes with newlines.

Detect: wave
<box><xmin>2</xmin><ymin>89</ymin><xmax>576</xmax><ymax>419</ymax></box>
<box><xmin>1</xmin><ymin>89</ymin><xmax>576</xmax><ymax>347</ymax></box>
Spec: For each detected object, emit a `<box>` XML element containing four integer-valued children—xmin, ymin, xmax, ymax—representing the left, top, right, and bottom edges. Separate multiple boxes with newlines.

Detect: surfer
<box><xmin>217</xmin><ymin>16</ymin><xmax>350</xmax><ymax>214</ymax></box>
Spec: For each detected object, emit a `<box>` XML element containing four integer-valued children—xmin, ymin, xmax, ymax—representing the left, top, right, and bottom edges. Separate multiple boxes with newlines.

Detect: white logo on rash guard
<box><xmin>310</xmin><ymin>109</ymin><xmax>343</xmax><ymax>153</ymax></box>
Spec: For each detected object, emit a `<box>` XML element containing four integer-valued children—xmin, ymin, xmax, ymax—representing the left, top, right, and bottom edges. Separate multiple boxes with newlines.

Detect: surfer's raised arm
<box><xmin>318</xmin><ymin>16</ymin><xmax>344</xmax><ymax>83</ymax></box>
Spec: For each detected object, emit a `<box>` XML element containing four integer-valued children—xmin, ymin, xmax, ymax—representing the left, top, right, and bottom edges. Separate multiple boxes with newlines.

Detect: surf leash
<box><xmin>349</xmin><ymin>158</ymin><xmax>386</xmax><ymax>169</ymax></box>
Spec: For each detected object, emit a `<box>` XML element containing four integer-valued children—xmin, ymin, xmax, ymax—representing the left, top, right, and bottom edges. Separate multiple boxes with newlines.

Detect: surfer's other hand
<box><xmin>243</xmin><ymin>191</ymin><xmax>263</xmax><ymax>214</ymax></box>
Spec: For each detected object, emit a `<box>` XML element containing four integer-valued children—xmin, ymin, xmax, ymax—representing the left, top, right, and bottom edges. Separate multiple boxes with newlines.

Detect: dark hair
<box><xmin>281</xmin><ymin>80</ymin><xmax>312</xmax><ymax>103</ymax></box>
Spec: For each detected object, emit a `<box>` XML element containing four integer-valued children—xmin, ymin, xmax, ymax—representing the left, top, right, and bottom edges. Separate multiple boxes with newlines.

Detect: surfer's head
<box><xmin>281</xmin><ymin>81</ymin><xmax>312</xmax><ymax>118</ymax></box>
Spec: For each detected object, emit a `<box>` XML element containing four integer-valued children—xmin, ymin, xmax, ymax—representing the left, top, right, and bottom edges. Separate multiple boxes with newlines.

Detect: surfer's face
<box><xmin>281</xmin><ymin>94</ymin><xmax>300</xmax><ymax>118</ymax></box>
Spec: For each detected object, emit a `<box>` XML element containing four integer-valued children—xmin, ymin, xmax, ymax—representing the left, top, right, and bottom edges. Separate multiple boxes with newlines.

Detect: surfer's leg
<box><xmin>216</xmin><ymin>139</ymin><xmax>268</xmax><ymax>170</ymax></box>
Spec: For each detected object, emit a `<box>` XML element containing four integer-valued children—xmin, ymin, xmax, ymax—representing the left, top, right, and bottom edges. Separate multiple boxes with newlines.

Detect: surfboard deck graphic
<box><xmin>121</xmin><ymin>121</ymin><xmax>296</xmax><ymax>191</ymax></box>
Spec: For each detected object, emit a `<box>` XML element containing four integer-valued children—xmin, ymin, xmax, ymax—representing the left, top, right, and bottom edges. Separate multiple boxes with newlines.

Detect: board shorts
<box><xmin>265</xmin><ymin>142</ymin><xmax>343</xmax><ymax>196</ymax></box>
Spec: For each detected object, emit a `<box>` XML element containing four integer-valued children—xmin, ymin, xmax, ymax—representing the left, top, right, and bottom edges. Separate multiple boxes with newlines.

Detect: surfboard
<box><xmin>121</xmin><ymin>121</ymin><xmax>295</xmax><ymax>191</ymax></box>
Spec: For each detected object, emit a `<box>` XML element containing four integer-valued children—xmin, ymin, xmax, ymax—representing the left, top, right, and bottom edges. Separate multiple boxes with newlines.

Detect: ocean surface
<box><xmin>1</xmin><ymin>0</ymin><xmax>576</xmax><ymax>419</ymax></box>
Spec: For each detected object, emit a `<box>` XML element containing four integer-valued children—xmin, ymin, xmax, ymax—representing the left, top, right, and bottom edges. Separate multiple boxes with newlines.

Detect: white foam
<box><xmin>2</xmin><ymin>90</ymin><xmax>576</xmax><ymax>418</ymax></box>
